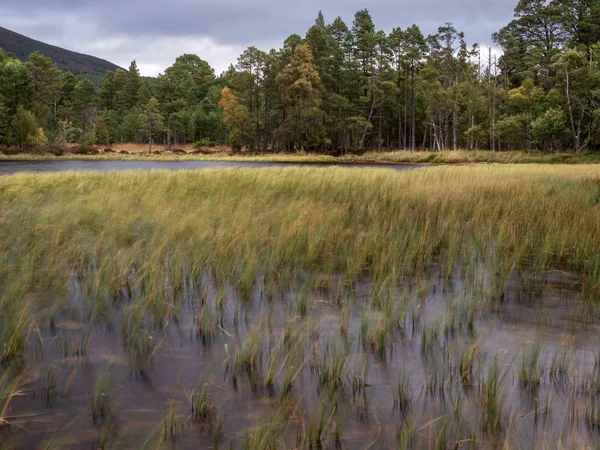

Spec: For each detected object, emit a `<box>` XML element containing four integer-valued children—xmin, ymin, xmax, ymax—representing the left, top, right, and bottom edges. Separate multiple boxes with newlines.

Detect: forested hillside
<box><xmin>0</xmin><ymin>26</ymin><xmax>121</xmax><ymax>84</ymax></box>
<box><xmin>1</xmin><ymin>0</ymin><xmax>600</xmax><ymax>153</ymax></box>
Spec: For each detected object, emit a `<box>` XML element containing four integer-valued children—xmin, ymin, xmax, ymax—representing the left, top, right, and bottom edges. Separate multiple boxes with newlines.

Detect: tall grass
<box><xmin>3</xmin><ymin>149</ymin><xmax>600</xmax><ymax>165</ymax></box>
<box><xmin>1</xmin><ymin>165</ymin><xmax>600</xmax><ymax>447</ymax></box>
<box><xmin>2</xmin><ymin>166</ymin><xmax>599</xmax><ymax>312</ymax></box>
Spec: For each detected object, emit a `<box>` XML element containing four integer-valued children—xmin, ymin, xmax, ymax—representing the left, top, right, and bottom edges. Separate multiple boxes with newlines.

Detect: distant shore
<box><xmin>2</xmin><ymin>149</ymin><xmax>600</xmax><ymax>165</ymax></box>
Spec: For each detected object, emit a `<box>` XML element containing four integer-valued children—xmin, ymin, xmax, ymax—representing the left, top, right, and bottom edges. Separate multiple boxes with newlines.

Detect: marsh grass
<box><xmin>456</xmin><ymin>341</ymin><xmax>478</xmax><ymax>385</ymax></box>
<box><xmin>4</xmin><ymin>149</ymin><xmax>600</xmax><ymax>165</ymax></box>
<box><xmin>121</xmin><ymin>305</ymin><xmax>161</xmax><ymax>375</ymax></box>
<box><xmin>196</xmin><ymin>304</ymin><xmax>219</xmax><ymax>345</ymax></box>
<box><xmin>1</xmin><ymin>165</ymin><xmax>600</xmax><ymax>447</ymax></box>
<box><xmin>0</xmin><ymin>368</ymin><xmax>26</xmax><ymax>431</ymax></box>
<box><xmin>393</xmin><ymin>371</ymin><xmax>412</xmax><ymax>412</ymax></box>
<box><xmin>90</xmin><ymin>368</ymin><xmax>118</xmax><ymax>425</ymax></box>
<box><xmin>185</xmin><ymin>380</ymin><xmax>216</xmax><ymax>423</ymax></box>
<box><xmin>519</xmin><ymin>343</ymin><xmax>542</xmax><ymax>391</ymax></box>
<box><xmin>41</xmin><ymin>365</ymin><xmax>58</xmax><ymax>408</ymax></box>
<box><xmin>0</xmin><ymin>300</ymin><xmax>32</xmax><ymax>363</ymax></box>
<box><xmin>233</xmin><ymin>325</ymin><xmax>264</xmax><ymax>390</ymax></box>
<box><xmin>315</xmin><ymin>338</ymin><xmax>349</xmax><ymax>395</ymax></box>
<box><xmin>2</xmin><ymin>166</ymin><xmax>600</xmax><ymax>308</ymax></box>
<box><xmin>306</xmin><ymin>399</ymin><xmax>340</xmax><ymax>447</ymax></box>
<box><xmin>480</xmin><ymin>356</ymin><xmax>507</xmax><ymax>434</ymax></box>
<box><xmin>550</xmin><ymin>343</ymin><xmax>574</xmax><ymax>387</ymax></box>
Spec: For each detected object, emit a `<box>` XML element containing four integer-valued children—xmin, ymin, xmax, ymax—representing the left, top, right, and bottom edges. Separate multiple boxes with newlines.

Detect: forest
<box><xmin>1</xmin><ymin>0</ymin><xmax>600</xmax><ymax>154</ymax></box>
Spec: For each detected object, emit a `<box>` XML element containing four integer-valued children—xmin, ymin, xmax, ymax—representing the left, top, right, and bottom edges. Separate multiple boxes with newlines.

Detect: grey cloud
<box><xmin>1</xmin><ymin>0</ymin><xmax>517</xmax><ymax>75</ymax></box>
<box><xmin>4</xmin><ymin>0</ymin><xmax>516</xmax><ymax>42</ymax></box>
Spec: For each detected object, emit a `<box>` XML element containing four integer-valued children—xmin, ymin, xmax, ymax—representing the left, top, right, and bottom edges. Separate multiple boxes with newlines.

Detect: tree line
<box><xmin>1</xmin><ymin>0</ymin><xmax>600</xmax><ymax>153</ymax></box>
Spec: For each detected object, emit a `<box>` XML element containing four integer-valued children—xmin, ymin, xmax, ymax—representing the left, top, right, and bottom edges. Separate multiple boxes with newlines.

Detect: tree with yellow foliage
<box><xmin>218</xmin><ymin>87</ymin><xmax>253</xmax><ymax>152</ymax></box>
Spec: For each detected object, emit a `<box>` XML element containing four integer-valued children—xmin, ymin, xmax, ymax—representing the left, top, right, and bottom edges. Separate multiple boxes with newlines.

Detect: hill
<box><xmin>0</xmin><ymin>26</ymin><xmax>122</xmax><ymax>83</ymax></box>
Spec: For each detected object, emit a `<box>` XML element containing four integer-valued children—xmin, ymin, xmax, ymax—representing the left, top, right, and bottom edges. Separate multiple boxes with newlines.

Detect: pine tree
<box><xmin>26</xmin><ymin>52</ymin><xmax>63</xmax><ymax>120</ymax></box>
<box><xmin>72</xmin><ymin>78</ymin><xmax>98</xmax><ymax>136</ymax></box>
<box><xmin>0</xmin><ymin>4</ymin><xmax>598</xmax><ymax>153</ymax></box>
<box><xmin>113</xmin><ymin>69</ymin><xmax>129</xmax><ymax>112</ymax></box>
<box><xmin>138</xmin><ymin>80</ymin><xmax>153</xmax><ymax>106</ymax></box>
<box><xmin>139</xmin><ymin>97</ymin><xmax>165</xmax><ymax>153</ymax></box>
<box><xmin>276</xmin><ymin>44</ymin><xmax>326</xmax><ymax>151</ymax></box>
<box><xmin>100</xmin><ymin>71</ymin><xmax>116</xmax><ymax>110</ymax></box>
<box><xmin>237</xmin><ymin>47</ymin><xmax>268</xmax><ymax>152</ymax></box>
<box><xmin>126</xmin><ymin>60</ymin><xmax>141</xmax><ymax>108</ymax></box>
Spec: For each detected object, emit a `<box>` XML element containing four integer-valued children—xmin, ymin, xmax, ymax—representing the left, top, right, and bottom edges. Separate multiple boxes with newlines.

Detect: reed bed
<box><xmin>3</xmin><ymin>149</ymin><xmax>600</xmax><ymax>164</ymax></box>
<box><xmin>0</xmin><ymin>165</ymin><xmax>600</xmax><ymax>448</ymax></box>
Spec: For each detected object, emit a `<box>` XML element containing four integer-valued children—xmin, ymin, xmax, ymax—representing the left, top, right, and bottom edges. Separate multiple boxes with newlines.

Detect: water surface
<box><xmin>0</xmin><ymin>160</ymin><xmax>419</xmax><ymax>175</ymax></box>
<box><xmin>7</xmin><ymin>264</ymin><xmax>598</xmax><ymax>449</ymax></box>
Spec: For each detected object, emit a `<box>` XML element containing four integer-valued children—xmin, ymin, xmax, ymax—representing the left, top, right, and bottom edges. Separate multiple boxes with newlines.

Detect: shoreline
<box><xmin>2</xmin><ymin>150</ymin><xmax>600</xmax><ymax>165</ymax></box>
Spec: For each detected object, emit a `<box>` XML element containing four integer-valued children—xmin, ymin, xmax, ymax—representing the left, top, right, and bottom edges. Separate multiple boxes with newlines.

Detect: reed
<box><xmin>90</xmin><ymin>369</ymin><xmax>117</xmax><ymax>425</ymax></box>
<box><xmin>1</xmin><ymin>164</ymin><xmax>600</xmax><ymax>447</ymax></box>
<box><xmin>2</xmin><ymin>166</ymin><xmax>600</xmax><ymax>312</ymax></box>
<box><xmin>519</xmin><ymin>343</ymin><xmax>542</xmax><ymax>391</ymax></box>
<box><xmin>185</xmin><ymin>381</ymin><xmax>216</xmax><ymax>422</ymax></box>
<box><xmin>480</xmin><ymin>356</ymin><xmax>506</xmax><ymax>434</ymax></box>
<box><xmin>393</xmin><ymin>371</ymin><xmax>412</xmax><ymax>412</ymax></box>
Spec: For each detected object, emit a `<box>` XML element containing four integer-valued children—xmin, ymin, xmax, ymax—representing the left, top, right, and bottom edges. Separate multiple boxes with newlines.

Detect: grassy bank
<box><xmin>1</xmin><ymin>165</ymin><xmax>600</xmax><ymax>447</ymax></box>
<box><xmin>2</xmin><ymin>149</ymin><xmax>600</xmax><ymax>164</ymax></box>
<box><xmin>2</xmin><ymin>165</ymin><xmax>599</xmax><ymax>297</ymax></box>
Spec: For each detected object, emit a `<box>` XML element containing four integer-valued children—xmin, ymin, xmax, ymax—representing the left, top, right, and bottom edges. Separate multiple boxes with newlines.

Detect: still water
<box><xmin>0</xmin><ymin>160</ymin><xmax>420</xmax><ymax>175</ymax></box>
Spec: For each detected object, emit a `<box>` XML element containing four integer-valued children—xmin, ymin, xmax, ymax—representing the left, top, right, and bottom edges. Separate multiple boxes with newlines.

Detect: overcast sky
<box><xmin>0</xmin><ymin>0</ymin><xmax>516</xmax><ymax>77</ymax></box>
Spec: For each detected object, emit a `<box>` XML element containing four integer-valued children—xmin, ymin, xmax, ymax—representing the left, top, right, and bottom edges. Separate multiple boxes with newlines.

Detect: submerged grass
<box><xmin>90</xmin><ymin>368</ymin><xmax>117</xmax><ymax>425</ymax></box>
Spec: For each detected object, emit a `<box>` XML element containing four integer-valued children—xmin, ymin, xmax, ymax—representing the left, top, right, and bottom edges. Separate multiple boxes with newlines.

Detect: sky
<box><xmin>0</xmin><ymin>0</ymin><xmax>516</xmax><ymax>77</ymax></box>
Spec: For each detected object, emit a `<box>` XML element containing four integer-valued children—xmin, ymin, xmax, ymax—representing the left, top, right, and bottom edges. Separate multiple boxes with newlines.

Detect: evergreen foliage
<box><xmin>2</xmin><ymin>0</ymin><xmax>600</xmax><ymax>152</ymax></box>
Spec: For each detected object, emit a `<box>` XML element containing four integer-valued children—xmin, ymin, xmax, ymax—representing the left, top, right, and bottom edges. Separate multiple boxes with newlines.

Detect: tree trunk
<box><xmin>492</xmin><ymin>72</ymin><xmax>497</xmax><ymax>152</ymax></box>
<box><xmin>398</xmin><ymin>110</ymin><xmax>403</xmax><ymax>150</ymax></box>
<box><xmin>148</xmin><ymin>122</ymin><xmax>153</xmax><ymax>154</ymax></box>
<box><xmin>254</xmin><ymin>80</ymin><xmax>261</xmax><ymax>153</ymax></box>
<box><xmin>167</xmin><ymin>117</ymin><xmax>171</xmax><ymax>151</ymax></box>
<box><xmin>377</xmin><ymin>107</ymin><xmax>382</xmax><ymax>152</ymax></box>
<box><xmin>359</xmin><ymin>94</ymin><xmax>377</xmax><ymax>149</ymax></box>
<box><xmin>564</xmin><ymin>69</ymin><xmax>581</xmax><ymax>152</ymax></box>
<box><xmin>404</xmin><ymin>71</ymin><xmax>408</xmax><ymax>149</ymax></box>
<box><xmin>411</xmin><ymin>66</ymin><xmax>416</xmax><ymax>151</ymax></box>
<box><xmin>452</xmin><ymin>109</ymin><xmax>457</xmax><ymax>150</ymax></box>
<box><xmin>443</xmin><ymin>113</ymin><xmax>449</xmax><ymax>150</ymax></box>
<box><xmin>453</xmin><ymin>75</ymin><xmax>458</xmax><ymax>150</ymax></box>
<box><xmin>469</xmin><ymin>114</ymin><xmax>474</xmax><ymax>150</ymax></box>
<box><xmin>264</xmin><ymin>95</ymin><xmax>270</xmax><ymax>153</ymax></box>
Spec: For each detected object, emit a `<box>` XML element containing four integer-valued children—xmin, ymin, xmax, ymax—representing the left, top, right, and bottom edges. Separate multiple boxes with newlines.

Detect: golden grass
<box><xmin>1</xmin><ymin>164</ymin><xmax>600</xmax><ymax>447</ymax></box>
<box><xmin>105</xmin><ymin>143</ymin><xmax>231</xmax><ymax>153</ymax></box>
<box><xmin>110</xmin><ymin>143</ymin><xmax>193</xmax><ymax>153</ymax></box>
<box><xmin>2</xmin><ymin>149</ymin><xmax>600</xmax><ymax>164</ymax></box>
<box><xmin>1</xmin><ymin>164</ymin><xmax>599</xmax><ymax>317</ymax></box>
